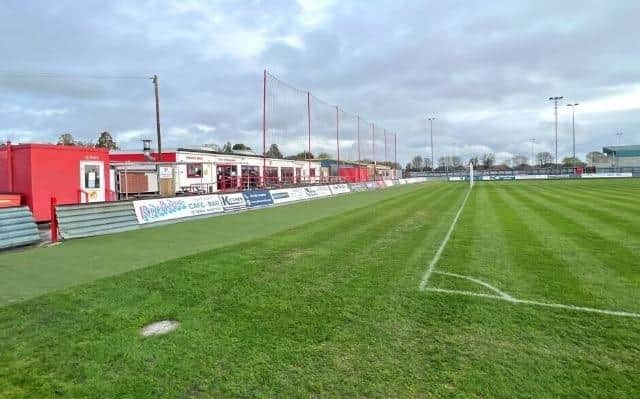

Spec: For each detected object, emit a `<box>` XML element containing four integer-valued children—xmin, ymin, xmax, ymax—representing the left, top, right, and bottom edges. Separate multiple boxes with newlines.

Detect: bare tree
<box><xmin>410</xmin><ymin>155</ymin><xmax>425</xmax><ymax>170</ymax></box>
<box><xmin>481</xmin><ymin>153</ymin><xmax>495</xmax><ymax>170</ymax></box>
<box><xmin>536</xmin><ymin>151</ymin><xmax>553</xmax><ymax>167</ymax></box>
<box><xmin>423</xmin><ymin>157</ymin><xmax>433</xmax><ymax>171</ymax></box>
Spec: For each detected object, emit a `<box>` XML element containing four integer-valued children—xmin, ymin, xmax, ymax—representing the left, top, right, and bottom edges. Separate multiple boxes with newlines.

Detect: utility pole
<box><xmin>428</xmin><ymin>117</ymin><xmax>436</xmax><ymax>171</ymax></box>
<box><xmin>549</xmin><ymin>96</ymin><xmax>563</xmax><ymax>169</ymax></box>
<box><xmin>566</xmin><ymin>103</ymin><xmax>579</xmax><ymax>168</ymax></box>
<box><xmin>152</xmin><ymin>75</ymin><xmax>162</xmax><ymax>156</ymax></box>
<box><xmin>528</xmin><ymin>138</ymin><xmax>536</xmax><ymax>167</ymax></box>
<box><xmin>394</xmin><ymin>133</ymin><xmax>397</xmax><ymax>168</ymax></box>
<box><xmin>152</xmin><ymin>74</ymin><xmax>162</xmax><ymax>194</ymax></box>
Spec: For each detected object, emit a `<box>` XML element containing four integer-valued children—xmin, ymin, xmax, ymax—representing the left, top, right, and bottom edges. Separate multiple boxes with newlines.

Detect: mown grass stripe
<box><xmin>486</xmin><ymin>184</ymin><xmax>594</xmax><ymax>303</ymax></box>
<box><xmin>540</xmin><ymin>183</ymin><xmax>640</xmax><ymax>215</ymax></box>
<box><xmin>502</xmin><ymin>186</ymin><xmax>640</xmax><ymax>310</ymax></box>
<box><xmin>430</xmin><ymin>185</ymin><xmax>523</xmax><ymax>296</ymax></box>
<box><xmin>525</xmin><ymin>185</ymin><xmax>640</xmax><ymax>254</ymax></box>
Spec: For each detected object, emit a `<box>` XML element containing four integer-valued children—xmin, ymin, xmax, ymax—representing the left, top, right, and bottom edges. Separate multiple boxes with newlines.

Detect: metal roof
<box><xmin>602</xmin><ymin>145</ymin><xmax>640</xmax><ymax>157</ymax></box>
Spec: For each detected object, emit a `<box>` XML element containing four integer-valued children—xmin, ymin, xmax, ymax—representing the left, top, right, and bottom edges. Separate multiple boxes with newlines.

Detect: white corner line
<box><xmin>425</xmin><ymin>287</ymin><xmax>640</xmax><ymax>319</ymax></box>
<box><xmin>419</xmin><ymin>187</ymin><xmax>472</xmax><ymax>290</ymax></box>
<box><xmin>425</xmin><ymin>287</ymin><xmax>504</xmax><ymax>301</ymax></box>
<box><xmin>433</xmin><ymin>271</ymin><xmax>514</xmax><ymax>300</ymax></box>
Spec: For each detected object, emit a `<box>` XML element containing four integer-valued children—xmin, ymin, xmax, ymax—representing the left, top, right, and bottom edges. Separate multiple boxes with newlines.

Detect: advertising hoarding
<box><xmin>133</xmin><ymin>195</ymin><xmax>223</xmax><ymax>224</ymax></box>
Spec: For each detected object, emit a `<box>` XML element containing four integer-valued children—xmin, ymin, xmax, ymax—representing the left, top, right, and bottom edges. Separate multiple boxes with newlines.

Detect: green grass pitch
<box><xmin>1</xmin><ymin>179</ymin><xmax>639</xmax><ymax>397</ymax></box>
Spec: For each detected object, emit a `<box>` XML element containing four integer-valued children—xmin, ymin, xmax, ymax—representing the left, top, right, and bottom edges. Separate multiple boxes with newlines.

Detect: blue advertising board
<box><xmin>242</xmin><ymin>190</ymin><xmax>274</xmax><ymax>208</ymax></box>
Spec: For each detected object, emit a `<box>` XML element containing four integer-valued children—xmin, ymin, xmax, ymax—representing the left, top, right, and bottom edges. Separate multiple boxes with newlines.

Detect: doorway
<box><xmin>79</xmin><ymin>161</ymin><xmax>105</xmax><ymax>202</ymax></box>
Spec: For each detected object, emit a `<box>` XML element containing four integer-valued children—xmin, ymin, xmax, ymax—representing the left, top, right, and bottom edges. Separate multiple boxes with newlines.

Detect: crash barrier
<box><xmin>449</xmin><ymin>173</ymin><xmax>634</xmax><ymax>182</ymax></box>
<box><xmin>0</xmin><ymin>206</ymin><xmax>40</xmax><ymax>250</ymax></box>
<box><xmin>56</xmin><ymin>201</ymin><xmax>139</xmax><ymax>239</ymax></box>
<box><xmin>52</xmin><ymin>179</ymin><xmax>428</xmax><ymax>241</ymax></box>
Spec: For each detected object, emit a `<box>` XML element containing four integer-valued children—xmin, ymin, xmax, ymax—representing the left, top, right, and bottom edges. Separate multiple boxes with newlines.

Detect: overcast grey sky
<box><xmin>0</xmin><ymin>0</ymin><xmax>638</xmax><ymax>164</ymax></box>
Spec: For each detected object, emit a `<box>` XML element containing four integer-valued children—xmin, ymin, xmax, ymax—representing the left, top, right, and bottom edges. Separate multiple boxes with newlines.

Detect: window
<box><xmin>241</xmin><ymin>165</ymin><xmax>260</xmax><ymax>188</ymax></box>
<box><xmin>84</xmin><ymin>165</ymin><xmax>101</xmax><ymax>188</ymax></box>
<box><xmin>281</xmin><ymin>167</ymin><xmax>294</xmax><ymax>184</ymax></box>
<box><xmin>309</xmin><ymin>168</ymin><xmax>316</xmax><ymax>177</ymax></box>
<box><xmin>187</xmin><ymin>163</ymin><xmax>203</xmax><ymax>178</ymax></box>
<box><xmin>264</xmin><ymin>167</ymin><xmax>278</xmax><ymax>184</ymax></box>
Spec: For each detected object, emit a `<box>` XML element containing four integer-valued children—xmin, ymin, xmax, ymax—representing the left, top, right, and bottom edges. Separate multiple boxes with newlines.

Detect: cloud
<box><xmin>0</xmin><ymin>0</ymin><xmax>638</xmax><ymax>164</ymax></box>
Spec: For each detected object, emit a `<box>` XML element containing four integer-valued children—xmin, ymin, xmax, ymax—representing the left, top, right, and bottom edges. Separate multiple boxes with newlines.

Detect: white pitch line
<box><xmin>425</xmin><ymin>287</ymin><xmax>504</xmax><ymax>301</ymax></box>
<box><xmin>419</xmin><ymin>187</ymin><xmax>472</xmax><ymax>290</ymax></box>
<box><xmin>425</xmin><ymin>287</ymin><xmax>640</xmax><ymax>319</ymax></box>
<box><xmin>433</xmin><ymin>271</ymin><xmax>514</xmax><ymax>300</ymax></box>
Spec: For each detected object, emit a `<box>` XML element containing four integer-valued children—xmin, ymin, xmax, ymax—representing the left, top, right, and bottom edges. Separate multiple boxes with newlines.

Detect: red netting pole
<box><xmin>372</xmin><ymin>123</ymin><xmax>376</xmax><ymax>179</ymax></box>
<box><xmin>336</xmin><ymin>106</ymin><xmax>340</xmax><ymax>180</ymax></box>
<box><xmin>307</xmin><ymin>91</ymin><xmax>311</xmax><ymax>183</ymax></box>
<box><xmin>357</xmin><ymin>116</ymin><xmax>361</xmax><ymax>162</ymax></box>
<box><xmin>262</xmin><ymin>69</ymin><xmax>267</xmax><ymax>187</ymax></box>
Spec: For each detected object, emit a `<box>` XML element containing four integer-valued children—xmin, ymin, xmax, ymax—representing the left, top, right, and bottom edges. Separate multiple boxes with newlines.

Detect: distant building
<box><xmin>602</xmin><ymin>145</ymin><xmax>640</xmax><ymax>168</ymax></box>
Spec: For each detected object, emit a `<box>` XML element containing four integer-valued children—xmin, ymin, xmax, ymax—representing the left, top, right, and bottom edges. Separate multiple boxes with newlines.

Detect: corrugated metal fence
<box><xmin>56</xmin><ymin>201</ymin><xmax>139</xmax><ymax>240</ymax></box>
<box><xmin>0</xmin><ymin>206</ymin><xmax>40</xmax><ymax>250</ymax></box>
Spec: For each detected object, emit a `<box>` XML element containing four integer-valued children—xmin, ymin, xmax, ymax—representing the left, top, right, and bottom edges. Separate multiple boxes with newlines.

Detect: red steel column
<box><xmin>307</xmin><ymin>91</ymin><xmax>311</xmax><ymax>183</ymax></box>
<box><xmin>262</xmin><ymin>69</ymin><xmax>267</xmax><ymax>187</ymax></box>
<box><xmin>336</xmin><ymin>106</ymin><xmax>340</xmax><ymax>180</ymax></box>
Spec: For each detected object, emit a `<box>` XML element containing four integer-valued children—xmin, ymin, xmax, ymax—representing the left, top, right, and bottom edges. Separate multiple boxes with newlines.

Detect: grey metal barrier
<box><xmin>0</xmin><ymin>206</ymin><xmax>40</xmax><ymax>250</ymax></box>
<box><xmin>55</xmin><ymin>201</ymin><xmax>139</xmax><ymax>240</ymax></box>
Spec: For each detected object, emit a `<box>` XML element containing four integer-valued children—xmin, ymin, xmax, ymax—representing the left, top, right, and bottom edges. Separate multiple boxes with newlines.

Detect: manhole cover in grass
<box><xmin>140</xmin><ymin>320</ymin><xmax>180</xmax><ymax>336</ymax></box>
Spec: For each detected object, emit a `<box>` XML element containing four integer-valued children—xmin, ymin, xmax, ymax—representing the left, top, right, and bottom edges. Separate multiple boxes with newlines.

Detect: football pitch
<box><xmin>1</xmin><ymin>179</ymin><xmax>639</xmax><ymax>397</ymax></box>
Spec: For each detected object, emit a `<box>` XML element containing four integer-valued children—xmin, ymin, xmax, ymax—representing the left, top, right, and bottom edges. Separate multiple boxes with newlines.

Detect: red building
<box><xmin>0</xmin><ymin>143</ymin><xmax>111</xmax><ymax>221</ymax></box>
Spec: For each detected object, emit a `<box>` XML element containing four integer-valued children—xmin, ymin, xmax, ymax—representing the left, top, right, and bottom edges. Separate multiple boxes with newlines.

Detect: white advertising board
<box><xmin>133</xmin><ymin>195</ymin><xmax>223</xmax><ymax>224</ymax></box>
<box><xmin>515</xmin><ymin>174</ymin><xmax>548</xmax><ymax>180</ymax></box>
<box><xmin>449</xmin><ymin>176</ymin><xmax>466</xmax><ymax>181</ymax></box>
<box><xmin>329</xmin><ymin>184</ymin><xmax>350</xmax><ymax>194</ymax></box>
<box><xmin>399</xmin><ymin>179</ymin><xmax>408</xmax><ymax>184</ymax></box>
<box><xmin>270</xmin><ymin>188</ymin><xmax>309</xmax><ymax>204</ymax></box>
<box><xmin>582</xmin><ymin>173</ymin><xmax>632</xmax><ymax>178</ymax></box>
<box><xmin>304</xmin><ymin>185</ymin><xmax>332</xmax><ymax>198</ymax></box>
<box><xmin>219</xmin><ymin>192</ymin><xmax>247</xmax><ymax>212</ymax></box>
<box><xmin>383</xmin><ymin>179</ymin><xmax>394</xmax><ymax>187</ymax></box>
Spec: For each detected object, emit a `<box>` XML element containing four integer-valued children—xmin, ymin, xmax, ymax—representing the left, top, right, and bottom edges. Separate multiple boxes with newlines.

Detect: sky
<box><xmin>0</xmin><ymin>0</ymin><xmax>638</xmax><ymax>165</ymax></box>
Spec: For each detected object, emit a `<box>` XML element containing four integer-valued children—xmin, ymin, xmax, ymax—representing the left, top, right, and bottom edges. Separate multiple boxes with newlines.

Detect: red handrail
<box><xmin>50</xmin><ymin>197</ymin><xmax>58</xmax><ymax>243</ymax></box>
